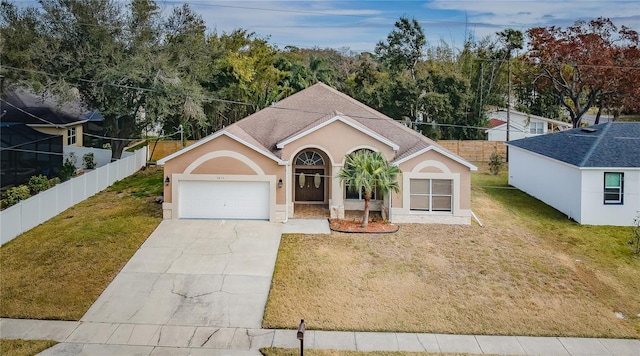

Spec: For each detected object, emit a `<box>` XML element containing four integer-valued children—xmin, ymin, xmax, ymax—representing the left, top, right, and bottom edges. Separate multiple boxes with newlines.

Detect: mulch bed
<box><xmin>329</xmin><ymin>218</ymin><xmax>399</xmax><ymax>233</ymax></box>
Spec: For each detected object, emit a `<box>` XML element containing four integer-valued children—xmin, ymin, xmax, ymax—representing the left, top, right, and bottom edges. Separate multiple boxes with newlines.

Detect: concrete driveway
<box><xmin>82</xmin><ymin>219</ymin><xmax>283</xmax><ymax>329</ymax></box>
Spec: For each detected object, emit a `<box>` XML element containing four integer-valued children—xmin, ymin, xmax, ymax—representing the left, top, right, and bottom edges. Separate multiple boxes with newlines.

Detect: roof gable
<box><xmin>393</xmin><ymin>145</ymin><xmax>478</xmax><ymax>171</ymax></box>
<box><xmin>235</xmin><ymin>83</ymin><xmax>443</xmax><ymax>159</ymax></box>
<box><xmin>506</xmin><ymin>122</ymin><xmax>640</xmax><ymax>168</ymax></box>
<box><xmin>157</xmin><ymin>130</ymin><xmax>284</xmax><ymax>165</ymax></box>
<box><xmin>276</xmin><ymin>114</ymin><xmax>399</xmax><ymax>151</ymax></box>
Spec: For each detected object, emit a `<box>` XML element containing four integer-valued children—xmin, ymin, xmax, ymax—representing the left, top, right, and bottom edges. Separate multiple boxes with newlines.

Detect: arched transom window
<box><xmin>295</xmin><ymin>150</ymin><xmax>324</xmax><ymax>166</ymax></box>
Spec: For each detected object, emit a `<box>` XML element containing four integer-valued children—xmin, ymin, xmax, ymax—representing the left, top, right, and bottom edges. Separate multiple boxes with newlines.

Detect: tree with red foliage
<box><xmin>526</xmin><ymin>18</ymin><xmax>639</xmax><ymax>127</ymax></box>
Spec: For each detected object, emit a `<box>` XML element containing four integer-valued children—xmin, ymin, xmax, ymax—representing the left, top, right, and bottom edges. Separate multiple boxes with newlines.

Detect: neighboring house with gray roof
<box><xmin>506</xmin><ymin>122</ymin><xmax>640</xmax><ymax>226</ymax></box>
<box><xmin>158</xmin><ymin>83</ymin><xmax>477</xmax><ymax>224</ymax></box>
<box><xmin>1</xmin><ymin>88</ymin><xmax>96</xmax><ymax>147</ymax></box>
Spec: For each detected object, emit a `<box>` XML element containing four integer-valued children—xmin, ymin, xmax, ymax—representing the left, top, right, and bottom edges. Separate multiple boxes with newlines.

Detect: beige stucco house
<box><xmin>158</xmin><ymin>83</ymin><xmax>477</xmax><ymax>224</ymax></box>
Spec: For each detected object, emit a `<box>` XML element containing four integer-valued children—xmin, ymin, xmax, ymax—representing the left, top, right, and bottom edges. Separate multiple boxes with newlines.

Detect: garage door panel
<box><xmin>179</xmin><ymin>180</ymin><xmax>270</xmax><ymax>220</ymax></box>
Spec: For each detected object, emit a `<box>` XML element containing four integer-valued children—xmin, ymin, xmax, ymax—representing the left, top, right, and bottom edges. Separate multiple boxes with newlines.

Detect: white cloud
<box><xmin>183</xmin><ymin>1</ymin><xmax>390</xmax><ymax>50</ymax></box>
<box><xmin>426</xmin><ymin>1</ymin><xmax>639</xmax><ymax>29</ymax></box>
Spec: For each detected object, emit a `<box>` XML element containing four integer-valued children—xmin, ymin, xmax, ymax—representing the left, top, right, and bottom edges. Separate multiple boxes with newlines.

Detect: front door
<box><xmin>295</xmin><ymin>168</ymin><xmax>324</xmax><ymax>202</ymax></box>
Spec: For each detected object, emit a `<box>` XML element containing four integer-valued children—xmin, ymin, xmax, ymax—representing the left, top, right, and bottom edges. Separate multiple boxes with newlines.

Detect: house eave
<box><xmin>393</xmin><ymin>146</ymin><xmax>478</xmax><ymax>171</ymax></box>
<box><xmin>506</xmin><ymin>144</ymin><xmax>640</xmax><ymax>170</ymax></box>
<box><xmin>27</xmin><ymin>120</ymin><xmax>88</xmax><ymax>129</ymax></box>
<box><xmin>157</xmin><ymin>130</ymin><xmax>285</xmax><ymax>166</ymax></box>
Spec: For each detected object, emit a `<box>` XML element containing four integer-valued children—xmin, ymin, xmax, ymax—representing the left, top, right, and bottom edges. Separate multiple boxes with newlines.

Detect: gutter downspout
<box><xmin>282</xmin><ymin>163</ymin><xmax>290</xmax><ymax>223</ymax></box>
<box><xmin>471</xmin><ymin>210</ymin><xmax>483</xmax><ymax>227</ymax></box>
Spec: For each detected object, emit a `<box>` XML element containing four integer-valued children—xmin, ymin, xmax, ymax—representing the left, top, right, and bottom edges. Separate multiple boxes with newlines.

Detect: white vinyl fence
<box><xmin>1</xmin><ymin>148</ymin><xmax>147</xmax><ymax>246</ymax></box>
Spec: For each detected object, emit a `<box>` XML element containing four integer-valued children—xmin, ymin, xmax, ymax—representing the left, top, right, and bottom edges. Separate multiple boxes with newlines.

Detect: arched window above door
<box><xmin>295</xmin><ymin>150</ymin><xmax>324</xmax><ymax>166</ymax></box>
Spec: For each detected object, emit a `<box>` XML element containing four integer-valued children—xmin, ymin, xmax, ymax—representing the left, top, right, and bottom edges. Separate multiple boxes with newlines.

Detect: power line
<box><xmin>82</xmin><ymin>132</ymin><xmax>139</xmax><ymax>142</ymax></box>
<box><xmin>3</xmin><ymin>67</ymin><xmax>573</xmax><ymax>135</ymax></box>
<box><xmin>0</xmin><ymin>65</ymin><xmax>257</xmax><ymax>106</ymax></box>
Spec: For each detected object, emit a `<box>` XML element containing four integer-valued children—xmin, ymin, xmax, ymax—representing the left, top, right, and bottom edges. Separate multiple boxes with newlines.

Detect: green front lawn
<box><xmin>263</xmin><ymin>166</ymin><xmax>640</xmax><ymax>337</ymax></box>
<box><xmin>0</xmin><ymin>167</ymin><xmax>163</xmax><ymax>320</ymax></box>
<box><xmin>0</xmin><ymin>339</ymin><xmax>57</xmax><ymax>356</ymax></box>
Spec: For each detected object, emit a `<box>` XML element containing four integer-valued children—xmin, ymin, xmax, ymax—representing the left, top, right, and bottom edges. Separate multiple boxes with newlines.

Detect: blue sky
<box><xmin>18</xmin><ymin>0</ymin><xmax>640</xmax><ymax>52</ymax></box>
<box><xmin>176</xmin><ymin>0</ymin><xmax>639</xmax><ymax>52</ymax></box>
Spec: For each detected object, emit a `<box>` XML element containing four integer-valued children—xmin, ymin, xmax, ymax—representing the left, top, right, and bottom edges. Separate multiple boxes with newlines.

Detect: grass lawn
<box><xmin>0</xmin><ymin>167</ymin><xmax>163</xmax><ymax>320</ymax></box>
<box><xmin>0</xmin><ymin>339</ymin><xmax>57</xmax><ymax>356</ymax></box>
<box><xmin>263</xmin><ymin>165</ymin><xmax>640</xmax><ymax>338</ymax></box>
<box><xmin>260</xmin><ymin>348</ymin><xmax>492</xmax><ymax>356</ymax></box>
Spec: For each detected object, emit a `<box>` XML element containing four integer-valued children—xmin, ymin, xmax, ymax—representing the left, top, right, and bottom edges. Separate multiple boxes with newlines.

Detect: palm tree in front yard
<box><xmin>338</xmin><ymin>150</ymin><xmax>401</xmax><ymax>227</ymax></box>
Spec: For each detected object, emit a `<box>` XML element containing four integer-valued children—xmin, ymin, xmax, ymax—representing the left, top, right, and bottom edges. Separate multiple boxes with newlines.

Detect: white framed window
<box><xmin>345</xmin><ymin>184</ymin><xmax>378</xmax><ymax>201</ymax></box>
<box><xmin>604</xmin><ymin>172</ymin><xmax>623</xmax><ymax>204</ymax></box>
<box><xmin>409</xmin><ymin>179</ymin><xmax>452</xmax><ymax>212</ymax></box>
<box><xmin>529</xmin><ymin>121</ymin><xmax>544</xmax><ymax>134</ymax></box>
<box><xmin>67</xmin><ymin>127</ymin><xmax>76</xmax><ymax>145</ymax></box>
<box><xmin>295</xmin><ymin>150</ymin><xmax>324</xmax><ymax>166</ymax></box>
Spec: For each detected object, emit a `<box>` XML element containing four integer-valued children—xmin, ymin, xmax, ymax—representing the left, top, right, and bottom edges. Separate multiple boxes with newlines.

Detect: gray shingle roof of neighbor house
<box><xmin>506</xmin><ymin>122</ymin><xmax>640</xmax><ymax>168</ymax></box>
<box><xmin>229</xmin><ymin>82</ymin><xmax>452</xmax><ymax>162</ymax></box>
<box><xmin>1</xmin><ymin>88</ymin><xmax>92</xmax><ymax>126</ymax></box>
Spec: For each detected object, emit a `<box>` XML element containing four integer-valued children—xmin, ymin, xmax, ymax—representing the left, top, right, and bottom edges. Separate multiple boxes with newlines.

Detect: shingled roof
<box><xmin>506</xmin><ymin>122</ymin><xmax>640</xmax><ymax>168</ymax></box>
<box><xmin>1</xmin><ymin>88</ymin><xmax>91</xmax><ymax>127</ymax></box>
<box><xmin>227</xmin><ymin>82</ymin><xmax>443</xmax><ymax>162</ymax></box>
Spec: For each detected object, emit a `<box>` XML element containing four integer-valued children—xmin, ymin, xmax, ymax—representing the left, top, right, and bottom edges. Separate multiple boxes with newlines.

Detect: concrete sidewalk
<box><xmin>282</xmin><ymin>218</ymin><xmax>331</xmax><ymax>234</ymax></box>
<box><xmin>1</xmin><ymin>318</ymin><xmax>639</xmax><ymax>355</ymax></box>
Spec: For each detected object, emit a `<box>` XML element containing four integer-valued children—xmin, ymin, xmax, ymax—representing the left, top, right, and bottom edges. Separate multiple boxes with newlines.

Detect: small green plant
<box><xmin>2</xmin><ymin>185</ymin><xmax>31</xmax><ymax>207</ymax></box>
<box><xmin>488</xmin><ymin>150</ymin><xmax>504</xmax><ymax>175</ymax></box>
<box><xmin>59</xmin><ymin>152</ymin><xmax>77</xmax><ymax>181</ymax></box>
<box><xmin>28</xmin><ymin>175</ymin><xmax>51</xmax><ymax>195</ymax></box>
<box><xmin>82</xmin><ymin>152</ymin><xmax>96</xmax><ymax>169</ymax></box>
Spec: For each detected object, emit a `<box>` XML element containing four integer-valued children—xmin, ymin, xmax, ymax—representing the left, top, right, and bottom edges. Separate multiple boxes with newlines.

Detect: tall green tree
<box><xmin>497</xmin><ymin>29</ymin><xmax>523</xmax><ymax>141</ymax></box>
<box><xmin>208</xmin><ymin>29</ymin><xmax>283</xmax><ymax>124</ymax></box>
<box><xmin>159</xmin><ymin>4</ymin><xmax>213</xmax><ymax>139</ymax></box>
<box><xmin>338</xmin><ymin>150</ymin><xmax>400</xmax><ymax>228</ymax></box>
<box><xmin>0</xmin><ymin>2</ymin><xmax>43</xmax><ymax>84</ymax></box>
<box><xmin>512</xmin><ymin>59</ymin><xmax>563</xmax><ymax>119</ymax></box>
<box><xmin>375</xmin><ymin>17</ymin><xmax>426</xmax><ymax>79</ymax></box>
<box><xmin>1</xmin><ymin>0</ymin><xmax>202</xmax><ymax>158</ymax></box>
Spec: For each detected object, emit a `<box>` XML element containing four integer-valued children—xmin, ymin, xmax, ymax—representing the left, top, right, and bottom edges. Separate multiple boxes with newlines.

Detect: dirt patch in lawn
<box><xmin>329</xmin><ymin>219</ymin><xmax>399</xmax><ymax>233</ymax></box>
<box><xmin>263</xmin><ymin>169</ymin><xmax>640</xmax><ymax>338</ymax></box>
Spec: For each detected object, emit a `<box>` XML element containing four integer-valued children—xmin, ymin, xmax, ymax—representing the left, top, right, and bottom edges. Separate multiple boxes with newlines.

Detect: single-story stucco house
<box><xmin>506</xmin><ymin>122</ymin><xmax>640</xmax><ymax>226</ymax></box>
<box><xmin>158</xmin><ymin>83</ymin><xmax>477</xmax><ymax>224</ymax></box>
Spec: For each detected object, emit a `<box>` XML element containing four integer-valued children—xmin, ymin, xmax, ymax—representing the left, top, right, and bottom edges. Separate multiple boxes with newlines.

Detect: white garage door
<box><xmin>179</xmin><ymin>180</ymin><xmax>270</xmax><ymax>220</ymax></box>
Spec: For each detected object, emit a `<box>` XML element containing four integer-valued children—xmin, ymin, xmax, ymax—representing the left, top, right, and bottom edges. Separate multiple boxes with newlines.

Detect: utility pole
<box><xmin>506</xmin><ymin>57</ymin><xmax>511</xmax><ymax>162</ymax></box>
<box><xmin>498</xmin><ymin>29</ymin><xmax>523</xmax><ymax>162</ymax></box>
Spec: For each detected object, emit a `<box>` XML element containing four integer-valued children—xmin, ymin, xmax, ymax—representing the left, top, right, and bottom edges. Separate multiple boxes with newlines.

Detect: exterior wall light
<box><xmin>278</xmin><ymin>178</ymin><xmax>283</xmax><ymax>188</ymax></box>
<box><xmin>297</xmin><ymin>319</ymin><xmax>305</xmax><ymax>355</ymax></box>
<box><xmin>165</xmin><ymin>176</ymin><xmax>170</xmax><ymax>186</ymax></box>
